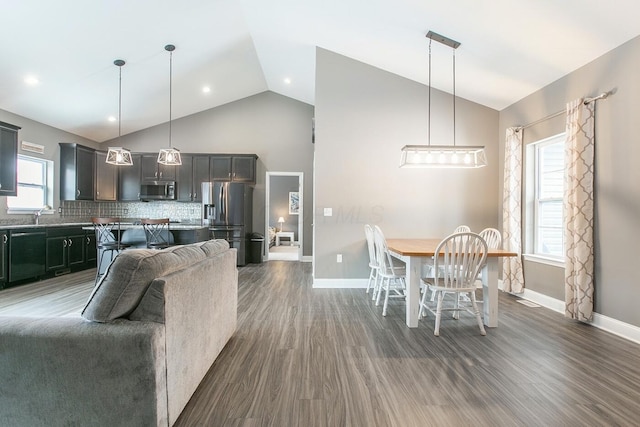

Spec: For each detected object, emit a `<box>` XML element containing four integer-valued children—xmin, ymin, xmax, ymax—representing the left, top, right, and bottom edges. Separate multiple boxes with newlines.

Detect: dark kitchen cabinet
<box><xmin>141</xmin><ymin>154</ymin><xmax>176</xmax><ymax>181</ymax></box>
<box><xmin>0</xmin><ymin>121</ymin><xmax>20</xmax><ymax>197</ymax></box>
<box><xmin>9</xmin><ymin>228</ymin><xmax>46</xmax><ymax>283</ymax></box>
<box><xmin>0</xmin><ymin>230</ymin><xmax>8</xmax><ymax>289</ymax></box>
<box><xmin>85</xmin><ymin>230</ymin><xmax>97</xmax><ymax>268</ymax></box>
<box><xmin>60</xmin><ymin>143</ymin><xmax>95</xmax><ymax>200</ymax></box>
<box><xmin>118</xmin><ymin>153</ymin><xmax>142</xmax><ymax>201</ymax></box>
<box><xmin>46</xmin><ymin>227</ymin><xmax>86</xmax><ymax>274</ymax></box>
<box><xmin>95</xmin><ymin>151</ymin><xmax>117</xmax><ymax>201</ymax></box>
<box><xmin>210</xmin><ymin>155</ymin><xmax>256</xmax><ymax>184</ymax></box>
<box><xmin>177</xmin><ymin>154</ymin><xmax>210</xmax><ymax>202</ymax></box>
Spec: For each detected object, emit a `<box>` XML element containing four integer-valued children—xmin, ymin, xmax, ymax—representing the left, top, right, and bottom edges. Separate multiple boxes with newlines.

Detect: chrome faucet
<box><xmin>34</xmin><ymin>205</ymin><xmax>51</xmax><ymax>225</ymax></box>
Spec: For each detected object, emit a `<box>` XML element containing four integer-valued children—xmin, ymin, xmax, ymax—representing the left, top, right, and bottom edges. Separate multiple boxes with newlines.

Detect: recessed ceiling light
<box><xmin>108</xmin><ymin>116</ymin><xmax>117</xmax><ymax>122</ymax></box>
<box><xmin>24</xmin><ymin>75</ymin><xmax>40</xmax><ymax>86</ymax></box>
<box><xmin>284</xmin><ymin>78</ymin><xmax>291</xmax><ymax>85</ymax></box>
<box><xmin>202</xmin><ymin>86</ymin><xmax>211</xmax><ymax>93</ymax></box>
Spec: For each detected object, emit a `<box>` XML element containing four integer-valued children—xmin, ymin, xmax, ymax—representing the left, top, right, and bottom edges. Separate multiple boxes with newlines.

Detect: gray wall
<box><xmin>269</xmin><ymin>175</ymin><xmax>299</xmax><ymax>238</ymax></box>
<box><xmin>314</xmin><ymin>48</ymin><xmax>499</xmax><ymax>281</ymax></box>
<box><xmin>499</xmin><ymin>35</ymin><xmax>640</xmax><ymax>326</ymax></box>
<box><xmin>103</xmin><ymin>91</ymin><xmax>315</xmax><ymax>256</ymax></box>
<box><xmin>0</xmin><ymin>109</ymin><xmax>99</xmax><ymax>222</ymax></box>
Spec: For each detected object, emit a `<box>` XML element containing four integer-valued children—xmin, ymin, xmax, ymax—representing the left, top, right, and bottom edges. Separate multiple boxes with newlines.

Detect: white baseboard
<box><xmin>302</xmin><ymin>255</ymin><xmax>312</xmax><ymax>262</ymax></box>
<box><xmin>313</xmin><ymin>278</ymin><xmax>368</xmax><ymax>288</ymax></box>
<box><xmin>517</xmin><ymin>286</ymin><xmax>640</xmax><ymax>345</ymax></box>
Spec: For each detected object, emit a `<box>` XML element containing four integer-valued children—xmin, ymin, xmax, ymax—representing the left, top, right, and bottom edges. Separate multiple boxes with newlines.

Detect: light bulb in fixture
<box><xmin>202</xmin><ymin>86</ymin><xmax>211</xmax><ymax>93</ymax></box>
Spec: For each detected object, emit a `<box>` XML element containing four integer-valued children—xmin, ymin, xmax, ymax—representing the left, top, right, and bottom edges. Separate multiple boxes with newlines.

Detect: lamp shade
<box><xmin>400</xmin><ymin>145</ymin><xmax>487</xmax><ymax>169</ymax></box>
<box><xmin>157</xmin><ymin>148</ymin><xmax>182</xmax><ymax>166</ymax></box>
<box><xmin>157</xmin><ymin>44</ymin><xmax>182</xmax><ymax>166</ymax></box>
<box><xmin>106</xmin><ymin>147</ymin><xmax>134</xmax><ymax>166</ymax></box>
<box><xmin>106</xmin><ymin>59</ymin><xmax>133</xmax><ymax>166</ymax></box>
<box><xmin>278</xmin><ymin>217</ymin><xmax>285</xmax><ymax>224</ymax></box>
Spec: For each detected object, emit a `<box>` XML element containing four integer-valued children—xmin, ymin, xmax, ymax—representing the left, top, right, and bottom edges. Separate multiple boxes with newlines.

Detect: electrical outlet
<box><xmin>337</xmin><ymin>254</ymin><xmax>342</xmax><ymax>263</ymax></box>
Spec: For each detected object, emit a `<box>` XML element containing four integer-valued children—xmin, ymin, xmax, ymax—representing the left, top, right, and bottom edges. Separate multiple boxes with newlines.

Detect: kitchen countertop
<box><xmin>0</xmin><ymin>222</ymin><xmax>210</xmax><ymax>230</ymax></box>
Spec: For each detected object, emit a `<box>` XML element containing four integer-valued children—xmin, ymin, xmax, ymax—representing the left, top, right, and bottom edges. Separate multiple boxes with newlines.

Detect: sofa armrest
<box><xmin>0</xmin><ymin>316</ymin><xmax>167</xmax><ymax>427</ymax></box>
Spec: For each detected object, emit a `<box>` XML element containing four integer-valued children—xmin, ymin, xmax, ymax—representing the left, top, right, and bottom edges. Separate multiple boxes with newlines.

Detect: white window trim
<box><xmin>523</xmin><ymin>253</ymin><xmax>565</xmax><ymax>268</ymax></box>
<box><xmin>524</xmin><ymin>132</ymin><xmax>566</xmax><ymax>267</ymax></box>
<box><xmin>7</xmin><ymin>154</ymin><xmax>54</xmax><ymax>214</ymax></box>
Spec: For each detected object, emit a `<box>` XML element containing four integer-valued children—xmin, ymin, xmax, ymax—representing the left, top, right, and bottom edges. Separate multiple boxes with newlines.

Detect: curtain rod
<box><xmin>515</xmin><ymin>91</ymin><xmax>610</xmax><ymax>131</ymax></box>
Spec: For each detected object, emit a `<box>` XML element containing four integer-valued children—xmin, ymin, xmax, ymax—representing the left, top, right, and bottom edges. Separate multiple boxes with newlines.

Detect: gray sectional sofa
<box><xmin>0</xmin><ymin>239</ymin><xmax>238</xmax><ymax>427</ymax></box>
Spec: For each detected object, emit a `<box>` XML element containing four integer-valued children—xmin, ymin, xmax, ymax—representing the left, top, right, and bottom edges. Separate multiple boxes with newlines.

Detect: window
<box><xmin>7</xmin><ymin>155</ymin><xmax>53</xmax><ymax>212</ymax></box>
<box><xmin>526</xmin><ymin>133</ymin><xmax>565</xmax><ymax>263</ymax></box>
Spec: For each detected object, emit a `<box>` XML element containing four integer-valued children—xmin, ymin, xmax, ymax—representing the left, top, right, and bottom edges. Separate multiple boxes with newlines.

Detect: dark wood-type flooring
<box><xmin>2</xmin><ymin>262</ymin><xmax>640</xmax><ymax>426</ymax></box>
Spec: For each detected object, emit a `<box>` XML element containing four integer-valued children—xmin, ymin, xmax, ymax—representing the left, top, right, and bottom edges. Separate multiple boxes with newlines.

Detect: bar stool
<box><xmin>92</xmin><ymin>217</ymin><xmax>130</xmax><ymax>283</ymax></box>
<box><xmin>141</xmin><ymin>218</ymin><xmax>172</xmax><ymax>250</ymax></box>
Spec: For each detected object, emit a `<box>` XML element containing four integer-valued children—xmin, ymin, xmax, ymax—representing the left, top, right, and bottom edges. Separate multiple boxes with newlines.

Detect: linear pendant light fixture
<box><xmin>157</xmin><ymin>44</ymin><xmax>182</xmax><ymax>166</ymax></box>
<box><xmin>106</xmin><ymin>59</ymin><xmax>134</xmax><ymax>166</ymax></box>
<box><xmin>400</xmin><ymin>31</ymin><xmax>487</xmax><ymax>169</ymax></box>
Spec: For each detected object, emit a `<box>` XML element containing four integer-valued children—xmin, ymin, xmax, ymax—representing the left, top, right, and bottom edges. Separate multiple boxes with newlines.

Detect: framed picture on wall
<box><xmin>289</xmin><ymin>192</ymin><xmax>300</xmax><ymax>215</ymax></box>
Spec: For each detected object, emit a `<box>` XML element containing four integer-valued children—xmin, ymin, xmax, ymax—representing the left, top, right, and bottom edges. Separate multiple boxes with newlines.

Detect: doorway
<box><xmin>265</xmin><ymin>172</ymin><xmax>303</xmax><ymax>261</ymax></box>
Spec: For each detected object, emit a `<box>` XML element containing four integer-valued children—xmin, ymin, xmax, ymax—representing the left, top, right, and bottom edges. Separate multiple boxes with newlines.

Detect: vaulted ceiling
<box><xmin>2</xmin><ymin>0</ymin><xmax>639</xmax><ymax>142</ymax></box>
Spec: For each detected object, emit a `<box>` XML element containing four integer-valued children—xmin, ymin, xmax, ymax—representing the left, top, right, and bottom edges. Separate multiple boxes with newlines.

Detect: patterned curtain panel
<box><xmin>502</xmin><ymin>127</ymin><xmax>525</xmax><ymax>293</ymax></box>
<box><xmin>564</xmin><ymin>99</ymin><xmax>595</xmax><ymax>322</ymax></box>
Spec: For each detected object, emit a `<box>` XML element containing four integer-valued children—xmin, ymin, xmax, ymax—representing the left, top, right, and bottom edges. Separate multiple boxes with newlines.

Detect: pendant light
<box><xmin>157</xmin><ymin>44</ymin><xmax>182</xmax><ymax>166</ymax></box>
<box><xmin>400</xmin><ymin>31</ymin><xmax>487</xmax><ymax>169</ymax></box>
<box><xmin>106</xmin><ymin>59</ymin><xmax>134</xmax><ymax>166</ymax></box>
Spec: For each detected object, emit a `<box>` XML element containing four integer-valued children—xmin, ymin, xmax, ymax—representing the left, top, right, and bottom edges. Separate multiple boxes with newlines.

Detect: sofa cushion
<box><xmin>81</xmin><ymin>239</ymin><xmax>229</xmax><ymax>322</ymax></box>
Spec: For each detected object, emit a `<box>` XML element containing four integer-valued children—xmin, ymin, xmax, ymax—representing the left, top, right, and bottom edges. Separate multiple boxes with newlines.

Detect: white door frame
<box><xmin>265</xmin><ymin>171</ymin><xmax>303</xmax><ymax>261</ymax></box>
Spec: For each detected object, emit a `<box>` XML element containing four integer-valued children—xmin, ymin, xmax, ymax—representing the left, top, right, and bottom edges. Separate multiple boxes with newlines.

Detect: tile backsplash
<box><xmin>60</xmin><ymin>201</ymin><xmax>202</xmax><ymax>223</ymax></box>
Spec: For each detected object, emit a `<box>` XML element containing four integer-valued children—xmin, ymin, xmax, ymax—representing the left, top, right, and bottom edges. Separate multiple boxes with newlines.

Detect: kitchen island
<box><xmin>0</xmin><ymin>222</ymin><xmax>212</xmax><ymax>290</ymax></box>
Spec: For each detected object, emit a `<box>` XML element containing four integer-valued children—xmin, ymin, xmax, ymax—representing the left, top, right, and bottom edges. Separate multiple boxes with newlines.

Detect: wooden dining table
<box><xmin>386</xmin><ymin>238</ymin><xmax>518</xmax><ymax>328</ymax></box>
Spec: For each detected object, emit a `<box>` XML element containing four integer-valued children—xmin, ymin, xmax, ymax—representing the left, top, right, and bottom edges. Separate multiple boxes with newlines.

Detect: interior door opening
<box><xmin>265</xmin><ymin>172</ymin><xmax>303</xmax><ymax>261</ymax></box>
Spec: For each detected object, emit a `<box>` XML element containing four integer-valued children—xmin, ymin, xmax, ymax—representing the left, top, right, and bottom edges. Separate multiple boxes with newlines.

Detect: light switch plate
<box><xmin>324</xmin><ymin>207</ymin><xmax>332</xmax><ymax>216</ymax></box>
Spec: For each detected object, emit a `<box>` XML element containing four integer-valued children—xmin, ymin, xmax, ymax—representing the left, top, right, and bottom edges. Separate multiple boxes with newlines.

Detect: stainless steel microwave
<box><xmin>139</xmin><ymin>181</ymin><xmax>176</xmax><ymax>200</ymax></box>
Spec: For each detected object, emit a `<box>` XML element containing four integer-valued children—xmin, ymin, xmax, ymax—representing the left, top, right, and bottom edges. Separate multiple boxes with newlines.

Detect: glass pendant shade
<box><xmin>158</xmin><ymin>44</ymin><xmax>182</xmax><ymax>166</ymax></box>
<box><xmin>107</xmin><ymin>59</ymin><xmax>133</xmax><ymax>166</ymax></box>
<box><xmin>106</xmin><ymin>147</ymin><xmax>134</xmax><ymax>166</ymax></box>
<box><xmin>400</xmin><ymin>145</ymin><xmax>487</xmax><ymax>168</ymax></box>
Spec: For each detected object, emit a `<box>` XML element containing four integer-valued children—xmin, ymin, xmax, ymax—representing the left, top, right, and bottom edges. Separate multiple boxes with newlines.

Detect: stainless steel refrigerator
<box><xmin>201</xmin><ymin>182</ymin><xmax>253</xmax><ymax>265</ymax></box>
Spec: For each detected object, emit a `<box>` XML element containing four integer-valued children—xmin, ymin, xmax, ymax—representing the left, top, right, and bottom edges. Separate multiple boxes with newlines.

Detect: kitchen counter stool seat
<box><xmin>141</xmin><ymin>218</ymin><xmax>172</xmax><ymax>250</ymax></box>
<box><xmin>92</xmin><ymin>217</ymin><xmax>130</xmax><ymax>284</ymax></box>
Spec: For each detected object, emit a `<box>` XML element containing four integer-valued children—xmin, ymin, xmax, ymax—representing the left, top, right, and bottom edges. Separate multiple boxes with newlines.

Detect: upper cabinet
<box><xmin>211</xmin><ymin>154</ymin><xmax>257</xmax><ymax>184</ymax></box>
<box><xmin>60</xmin><ymin>143</ymin><xmax>95</xmax><ymax>201</ymax></box>
<box><xmin>118</xmin><ymin>153</ymin><xmax>142</xmax><ymax>201</ymax></box>
<box><xmin>141</xmin><ymin>154</ymin><xmax>176</xmax><ymax>181</ymax></box>
<box><xmin>177</xmin><ymin>154</ymin><xmax>210</xmax><ymax>202</ymax></box>
<box><xmin>0</xmin><ymin>122</ymin><xmax>20</xmax><ymax>197</ymax></box>
<box><xmin>95</xmin><ymin>151</ymin><xmax>117</xmax><ymax>201</ymax></box>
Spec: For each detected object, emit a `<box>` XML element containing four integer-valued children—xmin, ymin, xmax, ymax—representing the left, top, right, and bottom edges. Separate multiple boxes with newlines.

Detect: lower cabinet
<box><xmin>46</xmin><ymin>227</ymin><xmax>86</xmax><ymax>275</ymax></box>
<box><xmin>85</xmin><ymin>230</ymin><xmax>97</xmax><ymax>268</ymax></box>
<box><xmin>0</xmin><ymin>230</ymin><xmax>7</xmax><ymax>289</ymax></box>
<box><xmin>9</xmin><ymin>229</ymin><xmax>46</xmax><ymax>283</ymax></box>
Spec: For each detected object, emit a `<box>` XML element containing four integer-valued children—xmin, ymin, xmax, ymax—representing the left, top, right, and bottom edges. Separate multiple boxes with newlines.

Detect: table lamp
<box><xmin>278</xmin><ymin>217</ymin><xmax>285</xmax><ymax>232</ymax></box>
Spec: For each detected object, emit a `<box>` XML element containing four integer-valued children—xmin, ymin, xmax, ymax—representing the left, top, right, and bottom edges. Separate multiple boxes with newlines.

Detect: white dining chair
<box><xmin>471</xmin><ymin>227</ymin><xmax>502</xmax><ymax>303</ymax></box>
<box><xmin>428</xmin><ymin>225</ymin><xmax>473</xmax><ymax>302</ymax></box>
<box><xmin>419</xmin><ymin>232</ymin><xmax>488</xmax><ymax>336</ymax></box>
<box><xmin>373</xmin><ymin>225</ymin><xmax>406</xmax><ymax>316</ymax></box>
<box><xmin>364</xmin><ymin>224</ymin><xmax>379</xmax><ymax>298</ymax></box>
<box><xmin>479</xmin><ymin>228</ymin><xmax>502</xmax><ymax>250</ymax></box>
